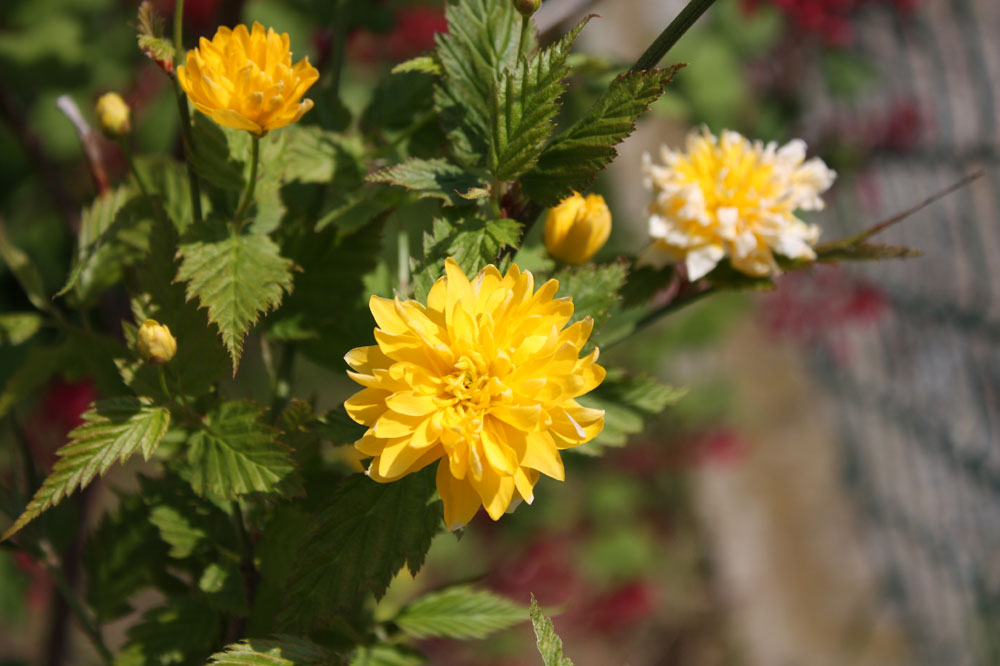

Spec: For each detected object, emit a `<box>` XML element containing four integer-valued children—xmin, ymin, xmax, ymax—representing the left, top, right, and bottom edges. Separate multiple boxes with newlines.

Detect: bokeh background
<box><xmin>1</xmin><ymin>0</ymin><xmax>998</xmax><ymax>664</ymax></box>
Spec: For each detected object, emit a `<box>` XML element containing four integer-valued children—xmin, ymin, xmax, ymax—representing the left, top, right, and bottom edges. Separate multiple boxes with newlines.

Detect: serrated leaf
<box><xmin>554</xmin><ymin>262</ymin><xmax>628</xmax><ymax>333</ymax></box>
<box><xmin>367</xmin><ymin>159</ymin><xmax>483</xmax><ymax>206</ymax></box>
<box><xmin>522</xmin><ymin>66</ymin><xmax>682</xmax><ymax>206</ymax></box>
<box><xmin>395</xmin><ymin>585</ymin><xmax>525</xmax><ymax>640</ymax></box>
<box><xmin>412</xmin><ymin>213</ymin><xmax>521</xmax><ymax>300</ymax></box>
<box><xmin>186</xmin><ymin>401</ymin><xmax>299</xmax><ymax>500</ymax></box>
<box><xmin>83</xmin><ymin>492</ymin><xmax>169</xmax><ymax>622</ymax></box>
<box><xmin>488</xmin><ymin>18</ymin><xmax>589</xmax><ymax>181</ymax></box>
<box><xmin>0</xmin><ymin>312</ymin><xmax>42</xmax><ymax>345</ymax></box>
<box><xmin>2</xmin><ymin>398</ymin><xmax>170</xmax><ymax>540</ymax></box>
<box><xmin>140</xmin><ymin>472</ymin><xmax>239</xmax><ymax>558</ymax></box>
<box><xmin>148</xmin><ymin>504</ymin><xmax>208</xmax><ymax>559</ymax></box>
<box><xmin>392</xmin><ymin>56</ymin><xmax>442</xmax><ymax>75</ymax></box>
<box><xmin>59</xmin><ymin>186</ymin><xmax>151</xmax><ymax>304</ymax></box>
<box><xmin>177</xmin><ymin>226</ymin><xmax>293</xmax><ymax>373</ymax></box>
<box><xmin>209</xmin><ymin>636</ymin><xmax>338</xmax><ymax>666</ymax></box>
<box><xmin>279</xmin><ymin>471</ymin><xmax>441</xmax><ymax>631</ymax></box>
<box><xmin>530</xmin><ymin>595</ymin><xmax>574</xmax><ymax>666</ymax></box>
<box><xmin>199</xmin><ymin>560</ymin><xmax>248</xmax><ymax>615</ymax></box>
<box><xmin>350</xmin><ymin>645</ymin><xmax>425</xmax><ymax>666</ymax></box>
<box><xmin>576</xmin><ymin>369</ymin><xmax>685</xmax><ymax>453</ymax></box>
<box><xmin>434</xmin><ymin>0</ymin><xmax>535</xmax><ymax>165</ymax></box>
<box><xmin>313</xmin><ymin>408</ymin><xmax>367</xmax><ymax>447</ymax></box>
<box><xmin>362</xmin><ymin>71</ymin><xmax>436</xmax><ymax>136</ymax></box>
<box><xmin>114</xmin><ymin>598</ymin><xmax>221</xmax><ymax>666</ymax></box>
<box><xmin>280</xmin><ymin>126</ymin><xmax>361</xmax><ymax>185</ymax></box>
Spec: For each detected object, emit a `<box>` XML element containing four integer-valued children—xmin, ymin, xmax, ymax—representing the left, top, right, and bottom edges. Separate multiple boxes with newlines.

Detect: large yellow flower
<box><xmin>344</xmin><ymin>259</ymin><xmax>606</xmax><ymax>530</ymax></box>
<box><xmin>177</xmin><ymin>22</ymin><xmax>319</xmax><ymax>135</ymax></box>
<box><xmin>640</xmin><ymin>128</ymin><xmax>836</xmax><ymax>280</ymax></box>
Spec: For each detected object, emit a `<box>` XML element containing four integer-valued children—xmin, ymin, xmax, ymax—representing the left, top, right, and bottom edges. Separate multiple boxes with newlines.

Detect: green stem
<box><xmin>233</xmin><ymin>134</ymin><xmax>261</xmax><ymax>231</ymax></box>
<box><xmin>629</xmin><ymin>0</ymin><xmax>717</xmax><ymax>72</ymax></box>
<box><xmin>517</xmin><ymin>13</ymin><xmax>532</xmax><ymax>59</ymax></box>
<box><xmin>37</xmin><ymin>542</ymin><xmax>113</xmax><ymax>666</ymax></box>
<box><xmin>397</xmin><ymin>228</ymin><xmax>410</xmax><ymax>295</ymax></box>
<box><xmin>171</xmin><ymin>0</ymin><xmax>204</xmax><ymax>226</ymax></box>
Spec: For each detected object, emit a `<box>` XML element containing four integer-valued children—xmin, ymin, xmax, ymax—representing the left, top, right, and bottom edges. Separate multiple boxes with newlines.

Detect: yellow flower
<box><xmin>95</xmin><ymin>92</ymin><xmax>131</xmax><ymax>137</ymax></box>
<box><xmin>544</xmin><ymin>192</ymin><xmax>612</xmax><ymax>265</ymax></box>
<box><xmin>137</xmin><ymin>319</ymin><xmax>177</xmax><ymax>365</ymax></box>
<box><xmin>177</xmin><ymin>22</ymin><xmax>319</xmax><ymax>135</ymax></box>
<box><xmin>344</xmin><ymin>258</ymin><xmax>606</xmax><ymax>530</ymax></box>
<box><xmin>640</xmin><ymin>128</ymin><xmax>836</xmax><ymax>280</ymax></box>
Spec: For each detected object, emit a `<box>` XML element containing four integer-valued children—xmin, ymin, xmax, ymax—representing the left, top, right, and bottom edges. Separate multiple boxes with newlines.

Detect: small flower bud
<box><xmin>137</xmin><ymin>319</ymin><xmax>177</xmax><ymax>365</ymax></box>
<box><xmin>95</xmin><ymin>92</ymin><xmax>132</xmax><ymax>137</ymax></box>
<box><xmin>512</xmin><ymin>0</ymin><xmax>541</xmax><ymax>16</ymax></box>
<box><xmin>544</xmin><ymin>192</ymin><xmax>612</xmax><ymax>264</ymax></box>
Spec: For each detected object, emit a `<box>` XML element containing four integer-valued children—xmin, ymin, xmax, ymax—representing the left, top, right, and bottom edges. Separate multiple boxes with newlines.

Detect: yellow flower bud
<box><xmin>544</xmin><ymin>192</ymin><xmax>612</xmax><ymax>265</ymax></box>
<box><xmin>95</xmin><ymin>92</ymin><xmax>132</xmax><ymax>137</ymax></box>
<box><xmin>137</xmin><ymin>319</ymin><xmax>177</xmax><ymax>365</ymax></box>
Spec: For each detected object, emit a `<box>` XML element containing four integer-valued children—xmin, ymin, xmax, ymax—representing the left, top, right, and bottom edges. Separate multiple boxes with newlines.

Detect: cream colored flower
<box><xmin>639</xmin><ymin>128</ymin><xmax>836</xmax><ymax>280</ymax></box>
<box><xmin>344</xmin><ymin>258</ymin><xmax>605</xmax><ymax>530</ymax></box>
<box><xmin>544</xmin><ymin>192</ymin><xmax>612</xmax><ymax>265</ymax></box>
<box><xmin>177</xmin><ymin>22</ymin><xmax>319</xmax><ymax>135</ymax></box>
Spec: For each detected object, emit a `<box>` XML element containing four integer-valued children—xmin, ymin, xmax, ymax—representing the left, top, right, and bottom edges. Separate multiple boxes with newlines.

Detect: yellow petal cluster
<box><xmin>640</xmin><ymin>128</ymin><xmax>836</xmax><ymax>280</ymax></box>
<box><xmin>345</xmin><ymin>259</ymin><xmax>606</xmax><ymax>530</ymax></box>
<box><xmin>137</xmin><ymin>319</ymin><xmax>177</xmax><ymax>365</ymax></box>
<box><xmin>177</xmin><ymin>22</ymin><xmax>319</xmax><ymax>135</ymax></box>
<box><xmin>544</xmin><ymin>192</ymin><xmax>612</xmax><ymax>265</ymax></box>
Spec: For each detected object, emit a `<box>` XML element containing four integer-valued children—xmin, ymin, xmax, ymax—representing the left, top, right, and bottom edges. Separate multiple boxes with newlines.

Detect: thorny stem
<box><xmin>233</xmin><ymin>134</ymin><xmax>261</xmax><ymax>231</ymax></box>
<box><xmin>630</xmin><ymin>0</ymin><xmax>717</xmax><ymax>72</ymax></box>
<box><xmin>171</xmin><ymin>0</ymin><xmax>204</xmax><ymax>225</ymax></box>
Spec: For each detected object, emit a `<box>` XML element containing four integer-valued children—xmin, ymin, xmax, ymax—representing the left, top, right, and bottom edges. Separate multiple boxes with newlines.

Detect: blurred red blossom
<box><xmin>25</xmin><ymin>379</ymin><xmax>97</xmax><ymax>467</ymax></box>
<box><xmin>349</xmin><ymin>5</ymin><xmax>447</xmax><ymax>64</ymax></box>
<box><xmin>744</xmin><ymin>0</ymin><xmax>919</xmax><ymax>46</ymax></box>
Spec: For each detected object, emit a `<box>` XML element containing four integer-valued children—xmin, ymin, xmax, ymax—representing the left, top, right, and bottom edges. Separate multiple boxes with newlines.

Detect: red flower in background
<box><xmin>759</xmin><ymin>265</ymin><xmax>888</xmax><ymax>362</ymax></box>
<box><xmin>489</xmin><ymin>536</ymin><xmax>583</xmax><ymax>607</ymax></box>
<box><xmin>349</xmin><ymin>5</ymin><xmax>447</xmax><ymax>64</ymax></box>
<box><xmin>25</xmin><ymin>379</ymin><xmax>97</xmax><ymax>467</ymax></box>
<box><xmin>573</xmin><ymin>580</ymin><xmax>658</xmax><ymax>635</ymax></box>
<box><xmin>744</xmin><ymin>0</ymin><xmax>919</xmax><ymax>46</ymax></box>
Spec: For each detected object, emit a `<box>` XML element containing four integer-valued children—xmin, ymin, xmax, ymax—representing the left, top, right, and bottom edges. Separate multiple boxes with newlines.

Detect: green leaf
<box><xmin>314</xmin><ymin>187</ymin><xmax>406</xmax><ymax>235</ymax></box>
<box><xmin>270</xmin><ymin>218</ymin><xmax>383</xmax><ymax>369</ymax></box>
<box><xmin>530</xmin><ymin>595</ymin><xmax>574</xmax><ymax>666</ymax></box>
<box><xmin>135</xmin><ymin>156</ymin><xmax>205</xmax><ymax>234</ymax></box>
<box><xmin>60</xmin><ymin>186</ymin><xmax>151</xmax><ymax>304</ymax></box>
<box><xmin>522</xmin><ymin>66</ymin><xmax>682</xmax><ymax>206</ymax></box>
<box><xmin>189</xmin><ymin>113</ymin><xmax>247</xmax><ymax>191</ymax></box>
<box><xmin>576</xmin><ymin>369</ymin><xmax>685</xmax><ymax>453</ymax></box>
<box><xmin>148</xmin><ymin>504</ymin><xmax>208</xmax><ymax>559</ymax></box>
<box><xmin>350</xmin><ymin>645</ymin><xmax>425</xmax><ymax>666</ymax></box>
<box><xmin>114</xmin><ymin>598</ymin><xmax>221</xmax><ymax>666</ymax></box>
<box><xmin>208</xmin><ymin>636</ymin><xmax>338</xmax><ymax>666</ymax></box>
<box><xmin>392</xmin><ymin>56</ymin><xmax>442</xmax><ymax>75</ymax></box>
<box><xmin>362</xmin><ymin>71</ymin><xmax>436</xmax><ymax>136</ymax></box>
<box><xmin>367</xmin><ymin>159</ymin><xmax>484</xmax><ymax>206</ymax></box>
<box><xmin>141</xmin><ymin>472</ymin><xmax>239</xmax><ymax>559</ymax></box>
<box><xmin>395</xmin><ymin>585</ymin><xmax>525</xmax><ymax>640</ymax></box>
<box><xmin>313</xmin><ymin>408</ymin><xmax>367</xmax><ymax>447</ymax></box>
<box><xmin>186</xmin><ymin>401</ymin><xmax>299</xmax><ymax>500</ymax></box>
<box><xmin>0</xmin><ymin>220</ymin><xmax>50</xmax><ymax>312</ymax></box>
<box><xmin>199</xmin><ymin>560</ymin><xmax>248</xmax><ymax>616</ymax></box>
<box><xmin>0</xmin><ymin>312</ymin><xmax>43</xmax><ymax>345</ymax></box>
<box><xmin>279</xmin><ymin>471</ymin><xmax>441</xmax><ymax>631</ymax></box>
<box><xmin>2</xmin><ymin>398</ymin><xmax>170</xmax><ymax>540</ymax></box>
<box><xmin>177</xmin><ymin>225</ymin><xmax>294</xmax><ymax>373</ymax></box>
<box><xmin>83</xmin><ymin>492</ymin><xmax>169</xmax><ymax>622</ymax></box>
<box><xmin>434</xmin><ymin>0</ymin><xmax>535</xmax><ymax>165</ymax></box>
<box><xmin>488</xmin><ymin>18</ymin><xmax>589</xmax><ymax>181</ymax></box>
<box><xmin>554</xmin><ymin>262</ymin><xmax>628</xmax><ymax>333</ymax></box>
<box><xmin>412</xmin><ymin>213</ymin><xmax>521</xmax><ymax>301</ymax></box>
<box><xmin>280</xmin><ymin>126</ymin><xmax>362</xmax><ymax>185</ymax></box>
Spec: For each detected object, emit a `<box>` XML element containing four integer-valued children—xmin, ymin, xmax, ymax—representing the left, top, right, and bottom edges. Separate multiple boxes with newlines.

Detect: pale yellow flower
<box><xmin>544</xmin><ymin>192</ymin><xmax>612</xmax><ymax>265</ymax></box>
<box><xmin>95</xmin><ymin>92</ymin><xmax>131</xmax><ymax>137</ymax></box>
<box><xmin>137</xmin><ymin>319</ymin><xmax>177</xmax><ymax>365</ymax></box>
<box><xmin>344</xmin><ymin>258</ymin><xmax>606</xmax><ymax>530</ymax></box>
<box><xmin>640</xmin><ymin>128</ymin><xmax>836</xmax><ymax>280</ymax></box>
<box><xmin>177</xmin><ymin>22</ymin><xmax>319</xmax><ymax>135</ymax></box>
